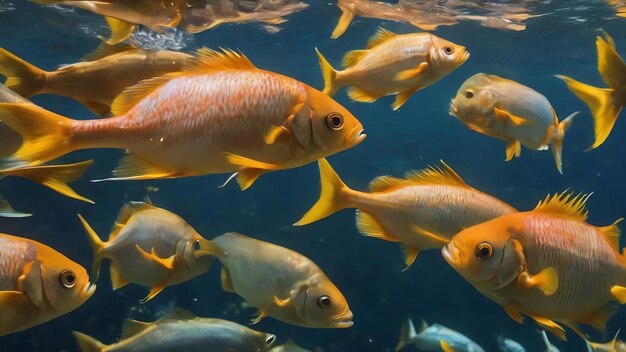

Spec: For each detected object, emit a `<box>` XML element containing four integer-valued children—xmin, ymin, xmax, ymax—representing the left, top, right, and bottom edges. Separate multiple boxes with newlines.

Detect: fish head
<box><xmin>38</xmin><ymin>246</ymin><xmax>95</xmax><ymax>315</ymax></box>
<box><xmin>293</xmin><ymin>273</ymin><xmax>353</xmax><ymax>328</ymax></box>
<box><xmin>450</xmin><ymin>73</ymin><xmax>496</xmax><ymax>129</ymax></box>
<box><xmin>442</xmin><ymin>216</ymin><xmax>524</xmax><ymax>292</ymax></box>
<box><xmin>305</xmin><ymin>87</ymin><xmax>366</xmax><ymax>155</ymax></box>
<box><xmin>252</xmin><ymin>331</ymin><xmax>276</xmax><ymax>351</ymax></box>
<box><xmin>179</xmin><ymin>235</ymin><xmax>215</xmax><ymax>273</ymax></box>
<box><xmin>430</xmin><ymin>34</ymin><xmax>470</xmax><ymax>73</ymax></box>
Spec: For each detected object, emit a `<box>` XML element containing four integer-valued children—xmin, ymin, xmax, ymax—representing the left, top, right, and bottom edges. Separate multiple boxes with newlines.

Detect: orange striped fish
<box><xmin>442</xmin><ymin>192</ymin><xmax>626</xmax><ymax>340</ymax></box>
<box><xmin>0</xmin><ymin>49</ymin><xmax>365</xmax><ymax>190</ymax></box>
<box><xmin>295</xmin><ymin>159</ymin><xmax>516</xmax><ymax>268</ymax></box>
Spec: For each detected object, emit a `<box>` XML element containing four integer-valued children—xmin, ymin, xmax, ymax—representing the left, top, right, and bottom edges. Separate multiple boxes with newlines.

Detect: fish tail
<box><xmin>315</xmin><ymin>48</ymin><xmax>340</xmax><ymax>96</ymax></box>
<box><xmin>1</xmin><ymin>161</ymin><xmax>94</xmax><ymax>203</ymax></box>
<box><xmin>395</xmin><ymin>317</ymin><xmax>418</xmax><ymax>351</ymax></box>
<box><xmin>331</xmin><ymin>5</ymin><xmax>355</xmax><ymax>39</ymax></box>
<box><xmin>556</xmin><ymin>74</ymin><xmax>622</xmax><ymax>149</ymax></box>
<box><xmin>77</xmin><ymin>214</ymin><xmax>106</xmax><ymax>282</ymax></box>
<box><xmin>72</xmin><ymin>331</ymin><xmax>107</xmax><ymax>352</ymax></box>
<box><xmin>0</xmin><ymin>47</ymin><xmax>47</xmax><ymax>97</ymax></box>
<box><xmin>0</xmin><ymin>102</ymin><xmax>77</xmax><ymax>168</ymax></box>
<box><xmin>294</xmin><ymin>158</ymin><xmax>353</xmax><ymax>226</ymax></box>
<box><xmin>550</xmin><ymin>111</ymin><xmax>578</xmax><ymax>175</ymax></box>
<box><xmin>100</xmin><ymin>16</ymin><xmax>136</xmax><ymax>45</ymax></box>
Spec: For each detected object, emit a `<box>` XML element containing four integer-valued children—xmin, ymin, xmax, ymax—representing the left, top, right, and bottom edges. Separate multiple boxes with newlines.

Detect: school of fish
<box><xmin>1</xmin><ymin>0</ymin><xmax>626</xmax><ymax>351</ymax></box>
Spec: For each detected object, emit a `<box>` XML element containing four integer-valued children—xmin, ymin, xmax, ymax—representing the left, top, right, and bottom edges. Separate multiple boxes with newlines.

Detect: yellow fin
<box><xmin>77</xmin><ymin>214</ymin><xmax>106</xmax><ymax>282</ymax></box>
<box><xmin>121</xmin><ymin>319</ymin><xmax>152</xmax><ymax>339</ymax></box>
<box><xmin>264</xmin><ymin>125</ymin><xmax>289</xmax><ymax>144</ymax></box>
<box><xmin>368</xmin><ymin>175</ymin><xmax>407</xmax><ymax>192</ymax></box>
<box><xmin>599</xmin><ymin>218</ymin><xmax>623</xmax><ymax>252</ymax></box>
<box><xmin>392</xmin><ymin>88</ymin><xmax>418</xmax><ymax>111</ymax></box>
<box><xmin>158</xmin><ymin>307</ymin><xmax>196</xmax><ymax>322</ymax></box>
<box><xmin>347</xmin><ymin>86</ymin><xmax>379</xmax><ymax>103</ymax></box>
<box><xmin>597</xmin><ymin>33</ymin><xmax>626</xmax><ymax>89</ymax></box>
<box><xmin>0</xmin><ymin>47</ymin><xmax>46</xmax><ymax>97</ymax></box>
<box><xmin>367</xmin><ymin>27</ymin><xmax>397</xmax><ymax>49</ymax></box>
<box><xmin>140</xmin><ymin>283</ymin><xmax>166</xmax><ymax>303</ymax></box>
<box><xmin>394</xmin><ymin>62</ymin><xmax>428</xmax><ymax>82</ymax></box>
<box><xmin>134</xmin><ymin>244</ymin><xmax>175</xmax><ymax>270</ymax></box>
<box><xmin>533</xmin><ymin>191</ymin><xmax>590</xmax><ymax>221</ymax></box>
<box><xmin>188</xmin><ymin>48</ymin><xmax>257</xmax><ymax>74</ymax></box>
<box><xmin>402</xmin><ymin>245</ymin><xmax>420</xmax><ymax>270</ymax></box>
<box><xmin>234</xmin><ymin>168</ymin><xmax>266</xmax><ymax>191</ymax></box>
<box><xmin>581</xmin><ymin>303</ymin><xmax>618</xmax><ymax>333</ymax></box>
<box><xmin>315</xmin><ymin>48</ymin><xmax>339</xmax><ymax>96</ymax></box>
<box><xmin>503</xmin><ymin>305</ymin><xmax>525</xmax><ymax>324</ymax></box>
<box><xmin>100</xmin><ymin>16</ymin><xmax>136</xmax><ymax>45</ymax></box>
<box><xmin>109</xmin><ymin>201</ymin><xmax>155</xmax><ymax>242</ymax></box>
<box><xmin>342</xmin><ymin>49</ymin><xmax>368</xmax><ymax>68</ymax></box>
<box><xmin>81</xmin><ymin>42</ymin><xmax>136</xmax><ymax>62</ymax></box>
<box><xmin>72</xmin><ymin>331</ymin><xmax>107</xmax><ymax>352</ymax></box>
<box><xmin>111</xmin><ymin>75</ymin><xmax>176</xmax><ymax>116</ymax></box>
<box><xmin>273</xmin><ymin>295</ymin><xmax>292</xmax><ymax>307</ymax></box>
<box><xmin>494</xmin><ymin>107</ymin><xmax>529</xmax><ymax>126</ymax></box>
<box><xmin>109</xmin><ymin>264</ymin><xmax>128</xmax><ymax>290</ymax></box>
<box><xmin>524</xmin><ymin>267</ymin><xmax>559</xmax><ymax>296</ymax></box>
<box><xmin>355</xmin><ymin>210</ymin><xmax>396</xmax><ymax>242</ymax></box>
<box><xmin>505</xmin><ymin>140</ymin><xmax>521</xmax><ymax>162</ymax></box>
<box><xmin>294</xmin><ymin>158</ymin><xmax>352</xmax><ymax>226</ymax></box>
<box><xmin>440</xmin><ymin>340</ymin><xmax>456</xmax><ymax>352</ymax></box>
<box><xmin>251</xmin><ymin>310</ymin><xmax>267</xmax><ymax>324</ymax></box>
<box><xmin>331</xmin><ymin>5</ymin><xmax>355</xmax><ymax>39</ymax></box>
<box><xmin>18</xmin><ymin>261</ymin><xmax>43</xmax><ymax>307</ymax></box>
<box><xmin>78</xmin><ymin>99</ymin><xmax>111</xmax><ymax>116</ymax></box>
<box><xmin>533</xmin><ymin>316</ymin><xmax>567</xmax><ymax>341</ymax></box>
<box><xmin>226</xmin><ymin>153</ymin><xmax>280</xmax><ymax>170</ymax></box>
<box><xmin>611</xmin><ymin>285</ymin><xmax>626</xmax><ymax>304</ymax></box>
<box><xmin>550</xmin><ymin>111</ymin><xmax>578</xmax><ymax>175</ymax></box>
<box><xmin>97</xmin><ymin>154</ymin><xmax>177</xmax><ymax>181</ymax></box>
<box><xmin>221</xmin><ymin>267</ymin><xmax>235</xmax><ymax>293</ymax></box>
<box><xmin>404</xmin><ymin>160</ymin><xmax>468</xmax><ymax>188</ymax></box>
<box><xmin>410</xmin><ymin>224</ymin><xmax>450</xmax><ymax>245</ymax></box>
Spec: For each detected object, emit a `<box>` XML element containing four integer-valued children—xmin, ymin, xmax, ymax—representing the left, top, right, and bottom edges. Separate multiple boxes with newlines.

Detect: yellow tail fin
<box><xmin>294</xmin><ymin>158</ymin><xmax>353</xmax><ymax>226</ymax></box>
<box><xmin>100</xmin><ymin>16</ymin><xmax>136</xmax><ymax>45</ymax></box>
<box><xmin>556</xmin><ymin>75</ymin><xmax>622</xmax><ymax>149</ymax></box>
<box><xmin>77</xmin><ymin>214</ymin><xmax>106</xmax><ymax>282</ymax></box>
<box><xmin>0</xmin><ymin>48</ymin><xmax>46</xmax><ymax>97</ymax></box>
<box><xmin>315</xmin><ymin>48</ymin><xmax>339</xmax><ymax>96</ymax></box>
<box><xmin>1</xmin><ymin>161</ymin><xmax>94</xmax><ymax>203</ymax></box>
<box><xmin>550</xmin><ymin>111</ymin><xmax>578</xmax><ymax>174</ymax></box>
<box><xmin>331</xmin><ymin>6</ymin><xmax>355</xmax><ymax>39</ymax></box>
<box><xmin>72</xmin><ymin>331</ymin><xmax>106</xmax><ymax>352</ymax></box>
<box><xmin>0</xmin><ymin>102</ymin><xmax>76</xmax><ymax>167</ymax></box>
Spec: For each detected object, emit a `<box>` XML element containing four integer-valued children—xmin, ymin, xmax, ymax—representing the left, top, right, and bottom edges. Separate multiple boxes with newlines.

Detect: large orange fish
<box><xmin>442</xmin><ymin>192</ymin><xmax>626</xmax><ymax>340</ymax></box>
<box><xmin>0</xmin><ymin>233</ymin><xmax>95</xmax><ymax>335</ymax></box>
<box><xmin>296</xmin><ymin>159</ymin><xmax>516</xmax><ymax>268</ymax></box>
<box><xmin>0</xmin><ymin>49</ymin><xmax>365</xmax><ymax>190</ymax></box>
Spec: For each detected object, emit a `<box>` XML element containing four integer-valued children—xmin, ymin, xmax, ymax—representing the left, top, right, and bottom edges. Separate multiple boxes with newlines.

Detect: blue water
<box><xmin>1</xmin><ymin>1</ymin><xmax>625</xmax><ymax>351</ymax></box>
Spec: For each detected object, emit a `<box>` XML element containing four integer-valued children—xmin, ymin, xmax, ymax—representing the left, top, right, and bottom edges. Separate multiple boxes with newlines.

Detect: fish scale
<box><xmin>0</xmin><ymin>237</ymin><xmax>36</xmax><ymax>290</ymax></box>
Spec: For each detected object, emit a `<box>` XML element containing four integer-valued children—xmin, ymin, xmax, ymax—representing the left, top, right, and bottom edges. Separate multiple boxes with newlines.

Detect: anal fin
<box><xmin>531</xmin><ymin>315</ymin><xmax>567</xmax><ymax>341</ymax></box>
<box><xmin>355</xmin><ymin>211</ymin><xmax>396</xmax><ymax>242</ymax></box>
<box><xmin>347</xmin><ymin>86</ymin><xmax>379</xmax><ymax>103</ymax></box>
<box><xmin>110</xmin><ymin>265</ymin><xmax>129</xmax><ymax>290</ymax></box>
<box><xmin>94</xmin><ymin>154</ymin><xmax>177</xmax><ymax>182</ymax></box>
<box><xmin>402</xmin><ymin>245</ymin><xmax>420</xmax><ymax>270</ymax></box>
<box><xmin>392</xmin><ymin>88</ymin><xmax>418</xmax><ymax>111</ymax></box>
<box><xmin>503</xmin><ymin>305</ymin><xmax>525</xmax><ymax>324</ymax></box>
<box><xmin>140</xmin><ymin>283</ymin><xmax>166</xmax><ymax>303</ymax></box>
<box><xmin>505</xmin><ymin>140</ymin><xmax>521</xmax><ymax>161</ymax></box>
<box><xmin>77</xmin><ymin>99</ymin><xmax>111</xmax><ymax>116</ymax></box>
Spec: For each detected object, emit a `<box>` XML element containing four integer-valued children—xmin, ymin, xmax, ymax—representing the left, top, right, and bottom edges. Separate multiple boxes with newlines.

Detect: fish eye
<box><xmin>325</xmin><ymin>112</ymin><xmax>344</xmax><ymax>130</ymax></box>
<box><xmin>193</xmin><ymin>240</ymin><xmax>201</xmax><ymax>251</ymax></box>
<box><xmin>475</xmin><ymin>242</ymin><xmax>493</xmax><ymax>260</ymax></box>
<box><xmin>317</xmin><ymin>295</ymin><xmax>332</xmax><ymax>308</ymax></box>
<box><xmin>444</xmin><ymin>46</ymin><xmax>454</xmax><ymax>55</ymax></box>
<box><xmin>464</xmin><ymin>90</ymin><xmax>474</xmax><ymax>99</ymax></box>
<box><xmin>265</xmin><ymin>335</ymin><xmax>276</xmax><ymax>346</ymax></box>
<box><xmin>59</xmin><ymin>269</ymin><xmax>76</xmax><ymax>288</ymax></box>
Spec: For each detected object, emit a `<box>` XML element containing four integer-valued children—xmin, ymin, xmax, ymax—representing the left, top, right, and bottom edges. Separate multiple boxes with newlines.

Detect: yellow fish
<box><xmin>0</xmin><ymin>82</ymin><xmax>25</xmax><ymax>158</ymax></box>
<box><xmin>316</xmin><ymin>28</ymin><xmax>469</xmax><ymax>110</ymax></box>
<box><xmin>77</xmin><ymin>200</ymin><xmax>214</xmax><ymax>302</ymax></box>
<box><xmin>196</xmin><ymin>232</ymin><xmax>353</xmax><ymax>328</ymax></box>
<box><xmin>442</xmin><ymin>192</ymin><xmax>626</xmax><ymax>340</ymax></box>
<box><xmin>0</xmin><ymin>233</ymin><xmax>95</xmax><ymax>336</ymax></box>
<box><xmin>296</xmin><ymin>159</ymin><xmax>516</xmax><ymax>268</ymax></box>
<box><xmin>450</xmin><ymin>73</ymin><xmax>578</xmax><ymax>174</ymax></box>
<box><xmin>0</xmin><ymin>48</ymin><xmax>365</xmax><ymax>190</ymax></box>
<box><xmin>35</xmin><ymin>0</ymin><xmax>185</xmax><ymax>44</ymax></box>
<box><xmin>556</xmin><ymin>32</ymin><xmax>626</xmax><ymax>149</ymax></box>
<box><xmin>0</xmin><ymin>44</ymin><xmax>194</xmax><ymax>116</ymax></box>
<box><xmin>586</xmin><ymin>330</ymin><xmax>625</xmax><ymax>352</ymax></box>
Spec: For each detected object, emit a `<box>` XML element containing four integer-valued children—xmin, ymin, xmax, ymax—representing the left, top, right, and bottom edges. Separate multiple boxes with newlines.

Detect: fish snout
<box><xmin>345</xmin><ymin>126</ymin><xmax>366</xmax><ymax>146</ymax></box>
<box><xmin>81</xmin><ymin>282</ymin><xmax>97</xmax><ymax>301</ymax></box>
<box><xmin>449</xmin><ymin>100</ymin><xmax>459</xmax><ymax>116</ymax></box>
<box><xmin>460</xmin><ymin>49</ymin><xmax>470</xmax><ymax>64</ymax></box>
<box><xmin>331</xmin><ymin>309</ymin><xmax>354</xmax><ymax>328</ymax></box>
<box><xmin>442</xmin><ymin>242</ymin><xmax>461</xmax><ymax>268</ymax></box>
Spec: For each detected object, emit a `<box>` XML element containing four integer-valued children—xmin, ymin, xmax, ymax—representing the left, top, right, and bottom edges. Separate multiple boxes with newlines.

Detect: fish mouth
<box><xmin>449</xmin><ymin>100</ymin><xmax>459</xmax><ymax>116</ymax></box>
<box><xmin>81</xmin><ymin>282</ymin><xmax>97</xmax><ymax>300</ymax></box>
<box><xmin>459</xmin><ymin>50</ymin><xmax>470</xmax><ymax>64</ymax></box>
<box><xmin>346</xmin><ymin>127</ymin><xmax>366</xmax><ymax>146</ymax></box>
<box><xmin>331</xmin><ymin>310</ymin><xmax>354</xmax><ymax>328</ymax></box>
<box><xmin>441</xmin><ymin>243</ymin><xmax>461</xmax><ymax>268</ymax></box>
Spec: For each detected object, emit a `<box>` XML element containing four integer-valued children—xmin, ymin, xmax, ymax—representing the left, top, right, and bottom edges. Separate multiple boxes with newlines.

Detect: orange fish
<box><xmin>556</xmin><ymin>32</ymin><xmax>626</xmax><ymax>149</ymax></box>
<box><xmin>0</xmin><ymin>49</ymin><xmax>365</xmax><ymax>190</ymax></box>
<box><xmin>0</xmin><ymin>233</ymin><xmax>95</xmax><ymax>335</ymax></box>
<box><xmin>0</xmin><ymin>44</ymin><xmax>194</xmax><ymax>116</ymax></box>
<box><xmin>442</xmin><ymin>192</ymin><xmax>626</xmax><ymax>340</ymax></box>
<box><xmin>295</xmin><ymin>159</ymin><xmax>516</xmax><ymax>268</ymax></box>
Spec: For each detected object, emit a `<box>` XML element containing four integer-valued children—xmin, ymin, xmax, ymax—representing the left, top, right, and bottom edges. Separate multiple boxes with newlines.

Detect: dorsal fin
<box><xmin>121</xmin><ymin>319</ymin><xmax>152</xmax><ymax>339</ymax></box>
<box><xmin>369</xmin><ymin>175</ymin><xmax>408</xmax><ymax>192</ymax></box>
<box><xmin>158</xmin><ymin>307</ymin><xmax>196</xmax><ymax>321</ymax></box>
<box><xmin>367</xmin><ymin>27</ymin><xmax>397</xmax><ymax>49</ymax></box>
<box><xmin>404</xmin><ymin>161</ymin><xmax>469</xmax><ymax>188</ymax></box>
<box><xmin>533</xmin><ymin>191</ymin><xmax>590</xmax><ymax>221</ymax></box>
<box><xmin>111</xmin><ymin>74</ymin><xmax>180</xmax><ymax>116</ymax></box>
<box><xmin>598</xmin><ymin>218</ymin><xmax>623</xmax><ymax>252</ymax></box>
<box><xmin>82</xmin><ymin>42</ymin><xmax>137</xmax><ymax>62</ymax></box>
<box><xmin>342</xmin><ymin>49</ymin><xmax>368</xmax><ymax>68</ymax></box>
<box><xmin>186</xmin><ymin>47</ymin><xmax>257</xmax><ymax>74</ymax></box>
<box><xmin>109</xmin><ymin>201</ymin><xmax>156</xmax><ymax>241</ymax></box>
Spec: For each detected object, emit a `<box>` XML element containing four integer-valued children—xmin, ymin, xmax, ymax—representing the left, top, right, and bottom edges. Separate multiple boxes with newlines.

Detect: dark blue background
<box><xmin>0</xmin><ymin>1</ymin><xmax>625</xmax><ymax>351</ymax></box>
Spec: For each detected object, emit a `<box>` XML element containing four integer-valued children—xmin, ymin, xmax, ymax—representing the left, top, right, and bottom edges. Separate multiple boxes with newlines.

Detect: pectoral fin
<box><xmin>611</xmin><ymin>285</ymin><xmax>626</xmax><ymax>303</ymax></box>
<box><xmin>17</xmin><ymin>261</ymin><xmax>43</xmax><ymax>308</ymax></box>
<box><xmin>519</xmin><ymin>267</ymin><xmax>559</xmax><ymax>296</ymax></box>
<box><xmin>494</xmin><ymin>107</ymin><xmax>530</xmax><ymax>126</ymax></box>
<box><xmin>251</xmin><ymin>310</ymin><xmax>267</xmax><ymax>324</ymax></box>
<box><xmin>440</xmin><ymin>340</ymin><xmax>456</xmax><ymax>352</ymax></box>
<box><xmin>140</xmin><ymin>283</ymin><xmax>166</xmax><ymax>303</ymax></box>
<box><xmin>392</xmin><ymin>89</ymin><xmax>418</xmax><ymax>111</ymax></box>
<box><xmin>273</xmin><ymin>295</ymin><xmax>292</xmax><ymax>307</ymax></box>
<box><xmin>264</xmin><ymin>125</ymin><xmax>290</xmax><ymax>145</ymax></box>
<box><xmin>410</xmin><ymin>224</ymin><xmax>450</xmax><ymax>245</ymax></box>
<box><xmin>531</xmin><ymin>315</ymin><xmax>566</xmax><ymax>341</ymax></box>
<box><xmin>402</xmin><ymin>245</ymin><xmax>420</xmax><ymax>270</ymax></box>
<box><xmin>394</xmin><ymin>62</ymin><xmax>428</xmax><ymax>82</ymax></box>
<box><xmin>110</xmin><ymin>265</ymin><xmax>129</xmax><ymax>290</ymax></box>
<box><xmin>220</xmin><ymin>267</ymin><xmax>235</xmax><ymax>293</ymax></box>
<box><xmin>0</xmin><ymin>291</ymin><xmax>28</xmax><ymax>321</ymax></box>
<box><xmin>503</xmin><ymin>305</ymin><xmax>525</xmax><ymax>324</ymax></box>
<box><xmin>134</xmin><ymin>244</ymin><xmax>175</xmax><ymax>270</ymax></box>
<box><xmin>505</xmin><ymin>140</ymin><xmax>521</xmax><ymax>161</ymax></box>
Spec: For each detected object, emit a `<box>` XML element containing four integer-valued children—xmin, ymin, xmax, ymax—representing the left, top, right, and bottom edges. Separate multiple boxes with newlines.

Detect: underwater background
<box><xmin>0</xmin><ymin>0</ymin><xmax>625</xmax><ymax>351</ymax></box>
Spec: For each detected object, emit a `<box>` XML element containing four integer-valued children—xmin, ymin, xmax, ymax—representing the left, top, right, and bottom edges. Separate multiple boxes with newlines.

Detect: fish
<box><xmin>442</xmin><ymin>192</ymin><xmax>626</xmax><ymax>340</ymax></box>
<box><xmin>270</xmin><ymin>339</ymin><xmax>321</xmax><ymax>352</ymax></box>
<box><xmin>0</xmin><ymin>82</ymin><xmax>25</xmax><ymax>158</ymax></box>
<box><xmin>0</xmin><ymin>233</ymin><xmax>95</xmax><ymax>336</ymax></box>
<box><xmin>450</xmin><ymin>73</ymin><xmax>578</xmax><ymax>174</ymax></box>
<box><xmin>295</xmin><ymin>159</ymin><xmax>516</xmax><ymax>268</ymax></box>
<box><xmin>317</xmin><ymin>28</ymin><xmax>469</xmax><ymax>110</ymax></box>
<box><xmin>395</xmin><ymin>318</ymin><xmax>485</xmax><ymax>352</ymax></box>
<box><xmin>497</xmin><ymin>336</ymin><xmax>526</xmax><ymax>352</ymax></box>
<box><xmin>0</xmin><ymin>44</ymin><xmax>194</xmax><ymax>116</ymax></box>
<box><xmin>541</xmin><ymin>330</ymin><xmax>560</xmax><ymax>352</ymax></box>
<box><xmin>586</xmin><ymin>330</ymin><xmax>625</xmax><ymax>352</ymax></box>
<box><xmin>0</xmin><ymin>48</ymin><xmax>365</xmax><ymax>190</ymax></box>
<box><xmin>77</xmin><ymin>200</ymin><xmax>214</xmax><ymax>302</ymax></box>
<box><xmin>73</xmin><ymin>307</ymin><xmax>276</xmax><ymax>352</ymax></box>
<box><xmin>195</xmin><ymin>232</ymin><xmax>353</xmax><ymax>328</ymax></box>
<box><xmin>556</xmin><ymin>32</ymin><xmax>626</xmax><ymax>149</ymax></box>
<box><xmin>35</xmin><ymin>0</ymin><xmax>185</xmax><ymax>45</ymax></box>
